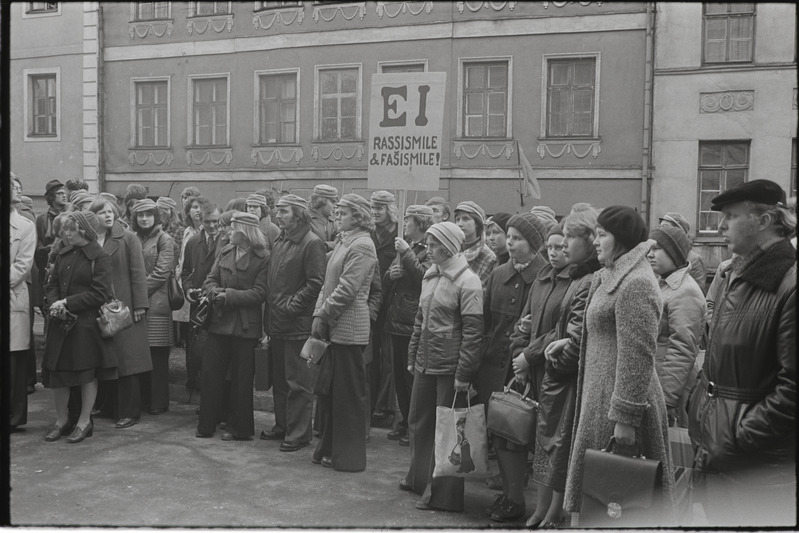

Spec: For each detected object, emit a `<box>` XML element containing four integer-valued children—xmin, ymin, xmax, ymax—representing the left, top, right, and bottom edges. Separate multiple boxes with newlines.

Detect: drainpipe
<box><xmin>96</xmin><ymin>3</ymin><xmax>106</xmax><ymax>193</ymax></box>
<box><xmin>641</xmin><ymin>2</ymin><xmax>656</xmax><ymax>223</ymax></box>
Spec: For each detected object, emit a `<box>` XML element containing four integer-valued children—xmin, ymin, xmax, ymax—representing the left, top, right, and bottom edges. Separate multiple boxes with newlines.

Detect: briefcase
<box><xmin>580</xmin><ymin>437</ymin><xmax>664</xmax><ymax>528</ymax></box>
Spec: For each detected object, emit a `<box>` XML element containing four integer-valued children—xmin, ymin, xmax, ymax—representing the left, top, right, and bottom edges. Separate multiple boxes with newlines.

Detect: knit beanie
<box><xmin>650</xmin><ymin>226</ymin><xmax>691</xmax><ymax>268</ymax></box>
<box><xmin>71</xmin><ymin>190</ymin><xmax>94</xmax><ymax>208</ymax></box>
<box><xmin>370</xmin><ymin>190</ymin><xmax>396</xmax><ymax>205</ymax></box>
<box><xmin>547</xmin><ymin>223</ymin><xmax>564</xmax><ymax>238</ymax></box>
<box><xmin>312</xmin><ymin>184</ymin><xmax>339</xmax><ymax>199</ymax></box>
<box><xmin>232</xmin><ymin>212</ymin><xmax>261</xmax><ymax>228</ymax></box>
<box><xmin>156</xmin><ymin>196</ymin><xmax>178</xmax><ymax>212</ymax></box>
<box><xmin>70</xmin><ymin>211</ymin><xmax>99</xmax><ymax>242</ymax></box>
<box><xmin>337</xmin><ymin>193</ymin><xmax>372</xmax><ymax>222</ymax></box>
<box><xmin>246</xmin><ymin>194</ymin><xmax>268</xmax><ymax>208</ymax></box>
<box><xmin>507</xmin><ymin>213</ymin><xmax>548</xmax><ymax>251</ymax></box>
<box><xmin>486</xmin><ymin>212</ymin><xmax>511</xmax><ymax>233</ymax></box>
<box><xmin>597</xmin><ymin>206</ymin><xmax>649</xmax><ymax>251</ymax></box>
<box><xmin>455</xmin><ymin>201</ymin><xmax>486</xmax><ymax>225</ymax></box>
<box><xmin>529</xmin><ymin>205</ymin><xmax>558</xmax><ymax>231</ymax></box>
<box><xmin>99</xmin><ymin>192</ymin><xmax>119</xmax><ymax>204</ymax></box>
<box><xmin>426</xmin><ymin>221</ymin><xmax>465</xmax><ymax>257</ymax></box>
<box><xmin>276</xmin><ymin>194</ymin><xmax>310</xmax><ymax>211</ymax></box>
<box><xmin>131</xmin><ymin>198</ymin><xmax>157</xmax><ymax>214</ymax></box>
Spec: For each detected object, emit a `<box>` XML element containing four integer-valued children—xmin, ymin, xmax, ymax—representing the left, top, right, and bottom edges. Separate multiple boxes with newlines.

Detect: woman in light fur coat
<box><xmin>563</xmin><ymin>206</ymin><xmax>675</xmax><ymax>525</ymax></box>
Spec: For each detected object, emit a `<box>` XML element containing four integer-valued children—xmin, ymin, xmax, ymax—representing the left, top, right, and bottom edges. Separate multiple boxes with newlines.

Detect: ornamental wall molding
<box><xmin>128</xmin><ymin>150</ymin><xmax>174</xmax><ymax>167</ymax></box>
<box><xmin>313</xmin><ymin>2</ymin><xmax>366</xmax><ymax>23</ymax></box>
<box><xmin>129</xmin><ymin>21</ymin><xmax>173</xmax><ymax>39</ymax></box>
<box><xmin>453</xmin><ymin>141</ymin><xmax>515</xmax><ymax>160</ymax></box>
<box><xmin>310</xmin><ymin>143</ymin><xmax>365</xmax><ymax>162</ymax></box>
<box><xmin>252</xmin><ymin>6</ymin><xmax>304</xmax><ymax>30</ymax></box>
<box><xmin>536</xmin><ymin>139</ymin><xmax>601</xmax><ymax>159</ymax></box>
<box><xmin>186</xmin><ymin>148</ymin><xmax>233</xmax><ymax>166</ymax></box>
<box><xmin>542</xmin><ymin>1</ymin><xmax>601</xmax><ymax>8</ymax></box>
<box><xmin>187</xmin><ymin>14</ymin><xmax>233</xmax><ymax>35</ymax></box>
<box><xmin>250</xmin><ymin>147</ymin><xmax>304</xmax><ymax>166</ymax></box>
<box><xmin>699</xmin><ymin>90</ymin><xmax>754</xmax><ymax>113</ymax></box>
<box><xmin>457</xmin><ymin>1</ymin><xmax>517</xmax><ymax>13</ymax></box>
<box><xmin>376</xmin><ymin>1</ymin><xmax>434</xmax><ymax>18</ymax></box>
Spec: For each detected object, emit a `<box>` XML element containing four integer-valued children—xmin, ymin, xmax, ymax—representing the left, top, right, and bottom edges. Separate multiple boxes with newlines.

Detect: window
<box><xmin>135</xmin><ymin>81</ymin><xmax>169</xmax><ymax>148</ymax></box>
<box><xmin>381</xmin><ymin>63</ymin><xmax>426</xmax><ymax>74</ymax></box>
<box><xmin>317</xmin><ymin>67</ymin><xmax>359</xmax><ymax>141</ymax></box>
<box><xmin>257</xmin><ymin>1</ymin><xmax>301</xmax><ymax>9</ymax></box>
<box><xmin>703</xmin><ymin>3</ymin><xmax>755</xmax><ymax>64</ymax></box>
<box><xmin>791</xmin><ymin>139</ymin><xmax>797</xmax><ymax>199</ymax></box>
<box><xmin>27</xmin><ymin>2</ymin><xmax>58</xmax><ymax>13</ymax></box>
<box><xmin>546</xmin><ymin>58</ymin><xmax>596</xmax><ymax>137</ymax></box>
<box><xmin>698</xmin><ymin>141</ymin><xmax>750</xmax><ymax>233</ymax></box>
<box><xmin>258</xmin><ymin>73</ymin><xmax>298</xmax><ymax>144</ymax></box>
<box><xmin>192</xmin><ymin>1</ymin><xmax>230</xmax><ymax>16</ymax></box>
<box><xmin>29</xmin><ymin>75</ymin><xmax>57</xmax><ymax>137</ymax></box>
<box><xmin>191</xmin><ymin>77</ymin><xmax>229</xmax><ymax>146</ymax></box>
<box><xmin>134</xmin><ymin>2</ymin><xmax>170</xmax><ymax>21</ymax></box>
<box><xmin>462</xmin><ymin>61</ymin><xmax>508</xmax><ymax>138</ymax></box>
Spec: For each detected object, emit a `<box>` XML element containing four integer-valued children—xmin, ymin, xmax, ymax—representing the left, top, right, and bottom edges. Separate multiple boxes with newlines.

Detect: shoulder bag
<box><xmin>167</xmin><ymin>271</ymin><xmax>185</xmax><ymax>311</ymax></box>
<box><xmin>486</xmin><ymin>377</ymin><xmax>539</xmax><ymax>446</ymax></box>
<box><xmin>91</xmin><ymin>260</ymin><xmax>134</xmax><ymax>338</ymax></box>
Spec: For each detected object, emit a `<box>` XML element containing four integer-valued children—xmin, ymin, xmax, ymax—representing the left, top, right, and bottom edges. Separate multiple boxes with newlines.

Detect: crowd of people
<box><xmin>8</xmin><ymin>172</ymin><xmax>796</xmax><ymax>527</ymax></box>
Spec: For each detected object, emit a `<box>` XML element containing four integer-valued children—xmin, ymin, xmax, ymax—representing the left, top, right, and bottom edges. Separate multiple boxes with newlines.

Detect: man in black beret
<box><xmin>688</xmin><ymin>179</ymin><xmax>796</xmax><ymax>527</ymax></box>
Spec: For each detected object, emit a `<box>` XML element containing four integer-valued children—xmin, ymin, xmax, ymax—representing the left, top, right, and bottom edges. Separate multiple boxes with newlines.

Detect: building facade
<box><xmin>98</xmin><ymin>1</ymin><xmax>651</xmax><ymax>216</ymax></box>
<box><xmin>9</xmin><ymin>1</ymin><xmax>102</xmax><ymax>201</ymax></box>
<box><xmin>651</xmin><ymin>2</ymin><xmax>798</xmax><ymax>274</ymax></box>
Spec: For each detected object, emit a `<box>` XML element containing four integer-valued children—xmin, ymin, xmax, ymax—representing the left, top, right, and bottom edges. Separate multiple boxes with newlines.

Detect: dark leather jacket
<box><xmin>382</xmin><ymin>240</ymin><xmax>430</xmax><ymax>337</ymax></box>
<box><xmin>688</xmin><ymin>239</ymin><xmax>796</xmax><ymax>476</ymax></box>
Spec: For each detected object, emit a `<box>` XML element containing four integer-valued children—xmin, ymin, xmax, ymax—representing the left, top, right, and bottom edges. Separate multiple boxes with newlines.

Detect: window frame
<box><xmin>702</xmin><ymin>3</ymin><xmax>756</xmax><ymax>65</ymax></box>
<box><xmin>22</xmin><ymin>2</ymin><xmax>61</xmax><ymax>18</ymax></box>
<box><xmin>254</xmin><ymin>68</ymin><xmax>301</xmax><ymax>146</ymax></box>
<box><xmin>254</xmin><ymin>1</ymin><xmax>302</xmax><ymax>10</ymax></box>
<box><xmin>189</xmin><ymin>1</ymin><xmax>232</xmax><ymax>17</ymax></box>
<box><xmin>539</xmin><ymin>52</ymin><xmax>601</xmax><ymax>140</ymax></box>
<box><xmin>696</xmin><ymin>140</ymin><xmax>751</xmax><ymax>235</ymax></box>
<box><xmin>378</xmin><ymin>60</ymin><xmax>428</xmax><ymax>73</ymax></box>
<box><xmin>187</xmin><ymin>73</ymin><xmax>231</xmax><ymax>148</ymax></box>
<box><xmin>130</xmin><ymin>1</ymin><xmax>172</xmax><ymax>22</ymax></box>
<box><xmin>457</xmin><ymin>57</ymin><xmax>513</xmax><ymax>140</ymax></box>
<box><xmin>130</xmin><ymin>76</ymin><xmax>171</xmax><ymax>149</ymax></box>
<box><xmin>23</xmin><ymin>67</ymin><xmax>61</xmax><ymax>142</ymax></box>
<box><xmin>313</xmin><ymin>63</ymin><xmax>363</xmax><ymax>142</ymax></box>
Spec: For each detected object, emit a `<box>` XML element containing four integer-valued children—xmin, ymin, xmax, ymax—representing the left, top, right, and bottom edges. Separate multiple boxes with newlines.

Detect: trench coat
<box><xmin>43</xmin><ymin>240</ymin><xmax>117</xmax><ymax>375</ymax></box>
<box><xmin>140</xmin><ymin>227</ymin><xmax>176</xmax><ymax>346</ymax></box>
<box><xmin>10</xmin><ymin>210</ymin><xmax>36</xmax><ymax>352</ymax></box>
<box><xmin>101</xmin><ymin>221</ymin><xmax>152</xmax><ymax>376</ymax></box>
<box><xmin>563</xmin><ymin>240</ymin><xmax>675</xmax><ymax>513</ymax></box>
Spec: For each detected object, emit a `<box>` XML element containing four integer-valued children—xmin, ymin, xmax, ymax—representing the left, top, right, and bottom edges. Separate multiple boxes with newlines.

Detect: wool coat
<box><xmin>382</xmin><ymin>240</ymin><xmax>431</xmax><ymax>338</ymax></box>
<box><xmin>181</xmin><ymin>228</ymin><xmax>219</xmax><ymax>292</ymax></box>
<box><xmin>314</xmin><ymin>228</ymin><xmax>378</xmax><ymax>346</ymax></box>
<box><xmin>655</xmin><ymin>266</ymin><xmax>706</xmax><ymax>426</ymax></box>
<box><xmin>204</xmin><ymin>244</ymin><xmax>270</xmax><ymax>339</ymax></box>
<box><xmin>10</xmin><ymin>210</ymin><xmax>36</xmax><ymax>352</ymax></box>
<box><xmin>43</xmin><ymin>240</ymin><xmax>117</xmax><ymax>374</ymax></box>
<box><xmin>139</xmin><ymin>228</ymin><xmax>176</xmax><ymax>321</ymax></box>
<box><xmin>267</xmin><ymin>223</ymin><xmax>326</xmax><ymax>340</ymax></box>
<box><xmin>100</xmin><ymin>221</ymin><xmax>152</xmax><ymax>376</ymax></box>
<box><xmin>564</xmin><ymin>240</ymin><xmax>675</xmax><ymax>514</ymax></box>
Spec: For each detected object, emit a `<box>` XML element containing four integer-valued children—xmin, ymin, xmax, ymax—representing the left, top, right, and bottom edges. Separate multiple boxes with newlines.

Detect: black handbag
<box><xmin>167</xmin><ymin>272</ymin><xmax>185</xmax><ymax>311</ymax></box>
<box><xmin>580</xmin><ymin>437</ymin><xmax>665</xmax><ymax>528</ymax></box>
<box><xmin>189</xmin><ymin>294</ymin><xmax>213</xmax><ymax>329</ymax></box>
<box><xmin>486</xmin><ymin>377</ymin><xmax>539</xmax><ymax>446</ymax></box>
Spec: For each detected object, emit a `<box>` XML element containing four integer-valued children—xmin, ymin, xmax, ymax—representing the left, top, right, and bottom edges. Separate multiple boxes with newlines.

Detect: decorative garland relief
<box><xmin>313</xmin><ymin>2</ymin><xmax>366</xmax><ymax>23</ymax></box>
<box><xmin>250</xmin><ymin>147</ymin><xmax>304</xmax><ymax>166</ymax></box>
<box><xmin>453</xmin><ymin>141</ymin><xmax>515</xmax><ymax>160</ymax></box>
<box><xmin>187</xmin><ymin>15</ymin><xmax>233</xmax><ymax>35</ymax></box>
<box><xmin>128</xmin><ymin>151</ymin><xmax>174</xmax><ymax>167</ymax></box>
<box><xmin>186</xmin><ymin>149</ymin><xmax>233</xmax><ymax>166</ymax></box>
<box><xmin>457</xmin><ymin>1</ymin><xmax>516</xmax><ymax>13</ymax></box>
<box><xmin>542</xmin><ymin>1</ymin><xmax>601</xmax><ymax>8</ymax></box>
<box><xmin>129</xmin><ymin>21</ymin><xmax>173</xmax><ymax>39</ymax></box>
<box><xmin>536</xmin><ymin>140</ymin><xmax>601</xmax><ymax>159</ymax></box>
<box><xmin>311</xmin><ymin>144</ymin><xmax>364</xmax><ymax>162</ymax></box>
<box><xmin>699</xmin><ymin>90</ymin><xmax>754</xmax><ymax>113</ymax></box>
<box><xmin>252</xmin><ymin>7</ymin><xmax>304</xmax><ymax>30</ymax></box>
<box><xmin>376</xmin><ymin>1</ymin><xmax>433</xmax><ymax>18</ymax></box>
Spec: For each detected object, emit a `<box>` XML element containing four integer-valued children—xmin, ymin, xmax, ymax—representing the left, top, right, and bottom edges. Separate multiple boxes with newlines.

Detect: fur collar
<box><xmin>737</xmin><ymin>239</ymin><xmax>796</xmax><ymax>293</ymax></box>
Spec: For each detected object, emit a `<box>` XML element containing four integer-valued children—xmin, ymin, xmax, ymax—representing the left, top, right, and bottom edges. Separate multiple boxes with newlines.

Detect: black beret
<box><xmin>710</xmin><ymin>179</ymin><xmax>786</xmax><ymax>211</ymax></box>
<box><xmin>597</xmin><ymin>206</ymin><xmax>648</xmax><ymax>251</ymax></box>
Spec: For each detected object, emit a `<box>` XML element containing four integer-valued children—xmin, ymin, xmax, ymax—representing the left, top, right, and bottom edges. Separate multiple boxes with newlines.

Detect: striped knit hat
<box><xmin>508</xmin><ymin>213</ymin><xmax>548</xmax><ymax>251</ymax></box>
<box><xmin>131</xmin><ymin>198</ymin><xmax>157</xmax><ymax>214</ymax></box>
<box><xmin>69</xmin><ymin>211</ymin><xmax>99</xmax><ymax>242</ymax></box>
<box><xmin>455</xmin><ymin>201</ymin><xmax>486</xmax><ymax>225</ymax></box>
<box><xmin>276</xmin><ymin>194</ymin><xmax>309</xmax><ymax>211</ymax></box>
<box><xmin>156</xmin><ymin>196</ymin><xmax>178</xmax><ymax>212</ymax></box>
<box><xmin>231</xmin><ymin>212</ymin><xmax>261</xmax><ymax>228</ymax></box>
<box><xmin>246</xmin><ymin>194</ymin><xmax>268</xmax><ymax>208</ymax></box>
<box><xmin>529</xmin><ymin>205</ymin><xmax>558</xmax><ymax>231</ymax></box>
<box><xmin>71</xmin><ymin>190</ymin><xmax>94</xmax><ymax>208</ymax></box>
<box><xmin>426</xmin><ymin>221</ymin><xmax>465</xmax><ymax>257</ymax></box>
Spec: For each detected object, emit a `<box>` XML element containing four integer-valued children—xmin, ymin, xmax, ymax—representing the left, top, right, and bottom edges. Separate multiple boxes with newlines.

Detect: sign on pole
<box><xmin>367</xmin><ymin>72</ymin><xmax>446</xmax><ymax>192</ymax></box>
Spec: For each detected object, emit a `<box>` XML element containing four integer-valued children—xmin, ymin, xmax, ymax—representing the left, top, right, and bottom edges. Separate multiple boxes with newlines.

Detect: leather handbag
<box><xmin>189</xmin><ymin>294</ymin><xmax>213</xmax><ymax>329</ymax></box>
<box><xmin>97</xmin><ymin>298</ymin><xmax>134</xmax><ymax>338</ymax></box>
<box><xmin>167</xmin><ymin>272</ymin><xmax>185</xmax><ymax>311</ymax></box>
<box><xmin>580</xmin><ymin>437</ymin><xmax>665</xmax><ymax>528</ymax></box>
<box><xmin>486</xmin><ymin>377</ymin><xmax>539</xmax><ymax>446</ymax></box>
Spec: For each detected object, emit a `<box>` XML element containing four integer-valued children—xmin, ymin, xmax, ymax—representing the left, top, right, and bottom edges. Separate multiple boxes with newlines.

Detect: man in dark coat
<box><xmin>260</xmin><ymin>195</ymin><xmax>326</xmax><ymax>451</ymax></box>
<box><xmin>181</xmin><ymin>201</ymin><xmax>222</xmax><ymax>392</ymax></box>
<box><xmin>35</xmin><ymin>180</ymin><xmax>68</xmax><ymax>309</ymax></box>
<box><xmin>688</xmin><ymin>180</ymin><xmax>796</xmax><ymax>527</ymax></box>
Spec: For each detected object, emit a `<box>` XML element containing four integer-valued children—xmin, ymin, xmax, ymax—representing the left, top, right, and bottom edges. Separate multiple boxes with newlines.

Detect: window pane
<box><xmin>701</xmin><ymin>170</ymin><xmax>721</xmax><ymax>191</ymax></box>
<box><xmin>321</xmin><ymin>118</ymin><xmax>337</xmax><ymax>139</ymax></box>
<box><xmin>466</xmin><ymin>93</ymin><xmax>483</xmax><ymax>115</ymax></box>
<box><xmin>466</xmin><ymin>116</ymin><xmax>483</xmax><ymax>137</ymax></box>
<box><xmin>488</xmin><ymin>66</ymin><xmax>507</xmax><ymax>89</ymax></box>
<box><xmin>572</xmin><ymin>112</ymin><xmax>592</xmax><ymax>136</ymax></box>
<box><xmin>700</xmin><ymin>144</ymin><xmax>723</xmax><ymax>166</ymax></box>
<box><xmin>282</xmin><ymin>78</ymin><xmax>296</xmax><ymax>99</ymax></box>
<box><xmin>282</xmin><ymin>123</ymin><xmax>295</xmax><ymax>143</ymax></box>
<box><xmin>573</xmin><ymin>89</ymin><xmax>593</xmax><ymax>114</ymax></box>
<box><xmin>699</xmin><ymin>211</ymin><xmax>721</xmax><ymax>233</ymax></box>
<box><xmin>340</xmin><ymin>96</ymin><xmax>356</xmax><ymax>118</ymax></box>
<box><xmin>340</xmin><ymin>117</ymin><xmax>356</xmax><ymax>139</ymax></box>
<box><xmin>725</xmin><ymin>169</ymin><xmax>746</xmax><ymax>189</ymax></box>
<box><xmin>725</xmin><ymin>143</ymin><xmax>748</xmax><ymax>165</ymax></box>
<box><xmin>321</xmin><ymin>98</ymin><xmax>338</xmax><ymax>119</ymax></box>
<box><xmin>700</xmin><ymin>191</ymin><xmax>717</xmax><ymax>211</ymax></box>
<box><xmin>573</xmin><ymin>61</ymin><xmax>595</xmax><ymax>86</ymax></box>
<box><xmin>488</xmin><ymin>92</ymin><xmax>506</xmax><ymax>115</ymax></box>
<box><xmin>705</xmin><ymin>3</ymin><xmax>728</xmax><ymax>15</ymax></box>
<box><xmin>729</xmin><ymin>3</ymin><xmax>754</xmax><ymax>14</ymax></box>
<box><xmin>550</xmin><ymin>62</ymin><xmax>569</xmax><ymax>86</ymax></box>
<box><xmin>465</xmin><ymin>66</ymin><xmax>485</xmax><ymax>90</ymax></box>
<box><xmin>321</xmin><ymin>72</ymin><xmax>337</xmax><ymax>94</ymax></box>
<box><xmin>487</xmin><ymin>115</ymin><xmax>505</xmax><ymax>137</ymax></box>
<box><xmin>705</xmin><ymin>18</ymin><xmax>727</xmax><ymax>41</ymax></box>
<box><xmin>280</xmin><ymin>102</ymin><xmax>294</xmax><ymax>123</ymax></box>
<box><xmin>340</xmin><ymin>71</ymin><xmax>357</xmax><ymax>94</ymax></box>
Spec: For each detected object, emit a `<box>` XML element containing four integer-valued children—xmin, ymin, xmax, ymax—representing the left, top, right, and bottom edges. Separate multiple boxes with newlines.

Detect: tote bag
<box><xmin>432</xmin><ymin>391</ymin><xmax>490</xmax><ymax>479</ymax></box>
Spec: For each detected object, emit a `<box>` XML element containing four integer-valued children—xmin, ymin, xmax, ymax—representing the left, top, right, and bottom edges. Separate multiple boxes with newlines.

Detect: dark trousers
<box><xmin>26</xmin><ymin>281</ymin><xmax>37</xmax><ymax>387</ymax></box>
<box><xmin>9</xmin><ymin>350</ymin><xmax>29</xmax><ymax>427</ymax></box>
<box><xmin>406</xmin><ymin>372</ymin><xmax>465</xmax><ymax>511</ymax></box>
<box><xmin>314</xmin><ymin>344</ymin><xmax>367</xmax><ymax>472</ymax></box>
<box><xmin>142</xmin><ymin>346</ymin><xmax>170</xmax><ymax>412</ymax></box>
<box><xmin>390</xmin><ymin>333</ymin><xmax>413</xmax><ymax>431</ymax></box>
<box><xmin>117</xmin><ymin>373</ymin><xmax>143</xmax><ymax>419</ymax></box>
<box><xmin>185</xmin><ymin>322</ymin><xmax>202</xmax><ymax>392</ymax></box>
<box><xmin>271</xmin><ymin>338</ymin><xmax>316</xmax><ymax>445</ymax></box>
<box><xmin>197</xmin><ymin>334</ymin><xmax>256</xmax><ymax>438</ymax></box>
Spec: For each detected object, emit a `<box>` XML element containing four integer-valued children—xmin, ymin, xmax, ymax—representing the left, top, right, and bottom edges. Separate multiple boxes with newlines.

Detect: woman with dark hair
<box><xmin>310</xmin><ymin>194</ymin><xmax>379</xmax><ymax>472</ymax></box>
<box><xmin>454</xmin><ymin>201</ymin><xmax>496</xmax><ymax>290</ymax></box>
<box><xmin>382</xmin><ymin>205</ymin><xmax>434</xmax><ymax>447</ymax></box>
<box><xmin>176</xmin><ymin>195</ymin><xmax>204</xmax><ymax>348</ymax></box>
<box><xmin>564</xmin><ymin>206</ymin><xmax>675</xmax><ymax>523</ymax></box>
<box><xmin>89</xmin><ymin>197</ymin><xmax>151</xmax><ymax>428</ymax></box>
<box><xmin>485</xmin><ymin>213</ymin><xmax>512</xmax><ymax>267</ymax></box>
<box><xmin>180</xmin><ymin>187</ymin><xmax>201</xmax><ymax>226</ymax></box>
<box><xmin>402</xmin><ymin>221</ymin><xmax>484</xmax><ymax>512</ymax></box>
<box><xmin>131</xmin><ymin>199</ymin><xmax>176</xmax><ymax>415</ymax></box>
<box><xmin>43</xmin><ymin>211</ymin><xmax>117</xmax><ymax>443</ymax></box>
<box><xmin>196</xmin><ymin>212</ymin><xmax>270</xmax><ymax>441</ymax></box>
<box><xmin>122</xmin><ymin>183</ymin><xmax>147</xmax><ymax>226</ymax></box>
